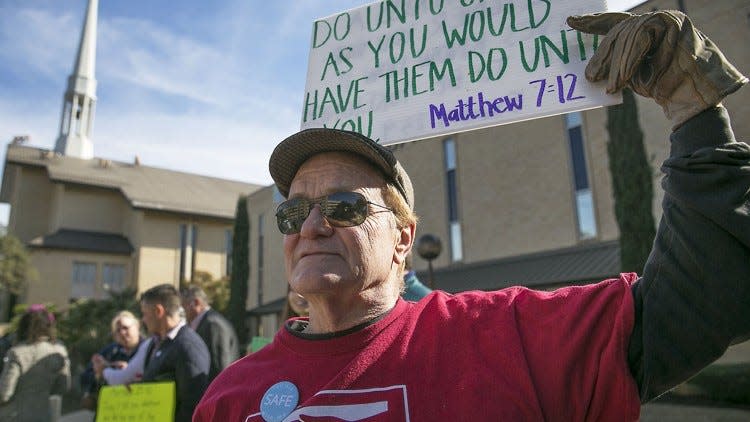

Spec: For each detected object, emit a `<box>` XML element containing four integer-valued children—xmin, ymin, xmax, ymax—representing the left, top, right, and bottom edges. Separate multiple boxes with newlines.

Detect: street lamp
<box><xmin>416</xmin><ymin>234</ymin><xmax>442</xmax><ymax>289</ymax></box>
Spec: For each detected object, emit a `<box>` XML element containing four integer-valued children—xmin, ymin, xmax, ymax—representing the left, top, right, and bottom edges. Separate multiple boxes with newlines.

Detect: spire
<box><xmin>54</xmin><ymin>0</ymin><xmax>98</xmax><ymax>159</ymax></box>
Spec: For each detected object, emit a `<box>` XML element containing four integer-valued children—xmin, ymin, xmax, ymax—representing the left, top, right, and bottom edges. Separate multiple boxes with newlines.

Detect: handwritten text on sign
<box><xmin>95</xmin><ymin>382</ymin><xmax>176</xmax><ymax>422</ymax></box>
<box><xmin>301</xmin><ymin>0</ymin><xmax>619</xmax><ymax>145</ymax></box>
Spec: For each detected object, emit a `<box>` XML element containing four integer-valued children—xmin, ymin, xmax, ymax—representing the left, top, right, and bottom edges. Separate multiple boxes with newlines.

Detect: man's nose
<box><xmin>299</xmin><ymin>204</ymin><xmax>333</xmax><ymax>238</ymax></box>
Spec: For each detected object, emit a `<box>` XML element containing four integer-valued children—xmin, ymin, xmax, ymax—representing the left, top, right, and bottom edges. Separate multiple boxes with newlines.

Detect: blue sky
<box><xmin>0</xmin><ymin>0</ymin><xmax>643</xmax><ymax>225</ymax></box>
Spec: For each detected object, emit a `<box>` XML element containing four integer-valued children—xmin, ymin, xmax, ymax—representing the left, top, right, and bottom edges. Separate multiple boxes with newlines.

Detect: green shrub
<box><xmin>56</xmin><ymin>289</ymin><xmax>140</xmax><ymax>366</ymax></box>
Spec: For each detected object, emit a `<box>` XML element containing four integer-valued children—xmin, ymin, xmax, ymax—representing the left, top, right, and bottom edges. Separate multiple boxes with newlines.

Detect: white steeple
<box><xmin>54</xmin><ymin>0</ymin><xmax>98</xmax><ymax>159</ymax></box>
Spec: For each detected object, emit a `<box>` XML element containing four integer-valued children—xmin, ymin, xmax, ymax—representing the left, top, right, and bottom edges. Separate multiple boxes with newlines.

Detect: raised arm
<box><xmin>568</xmin><ymin>10</ymin><xmax>750</xmax><ymax>402</ymax></box>
<box><xmin>102</xmin><ymin>337</ymin><xmax>151</xmax><ymax>385</ymax></box>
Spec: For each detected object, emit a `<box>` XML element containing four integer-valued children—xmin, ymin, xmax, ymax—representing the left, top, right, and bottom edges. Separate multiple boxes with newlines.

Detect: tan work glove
<box><xmin>567</xmin><ymin>11</ymin><xmax>747</xmax><ymax>129</ymax></box>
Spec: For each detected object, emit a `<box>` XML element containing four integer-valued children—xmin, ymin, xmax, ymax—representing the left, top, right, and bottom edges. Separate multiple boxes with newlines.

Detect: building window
<box><xmin>71</xmin><ymin>262</ymin><xmax>96</xmax><ymax>299</ymax></box>
<box><xmin>257</xmin><ymin>214</ymin><xmax>265</xmax><ymax>305</ymax></box>
<box><xmin>565</xmin><ymin>113</ymin><xmax>597</xmax><ymax>239</ymax></box>
<box><xmin>225</xmin><ymin>229</ymin><xmax>233</xmax><ymax>276</ymax></box>
<box><xmin>103</xmin><ymin>264</ymin><xmax>126</xmax><ymax>294</ymax></box>
<box><xmin>444</xmin><ymin>138</ymin><xmax>463</xmax><ymax>262</ymax></box>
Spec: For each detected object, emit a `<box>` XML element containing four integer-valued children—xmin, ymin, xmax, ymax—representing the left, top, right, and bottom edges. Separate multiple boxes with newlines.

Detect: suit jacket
<box><xmin>0</xmin><ymin>340</ymin><xmax>70</xmax><ymax>422</ymax></box>
<box><xmin>195</xmin><ymin>308</ymin><xmax>239</xmax><ymax>381</ymax></box>
<box><xmin>143</xmin><ymin>325</ymin><xmax>209</xmax><ymax>422</ymax></box>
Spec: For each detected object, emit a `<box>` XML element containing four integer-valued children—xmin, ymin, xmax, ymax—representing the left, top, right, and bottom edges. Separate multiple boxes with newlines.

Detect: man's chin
<box><xmin>290</xmin><ymin>272</ymin><xmax>347</xmax><ymax>293</ymax></box>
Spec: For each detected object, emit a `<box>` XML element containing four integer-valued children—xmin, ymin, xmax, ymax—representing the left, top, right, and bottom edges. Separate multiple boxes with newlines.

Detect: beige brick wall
<box><xmin>395</xmin><ymin>115</ymin><xmax>585</xmax><ymax>267</ymax></box>
<box><xmin>58</xmin><ymin>185</ymin><xmax>126</xmax><ymax>234</ymax></box>
<box><xmin>27</xmin><ymin>250</ymin><xmax>132</xmax><ymax>307</ymax></box>
<box><xmin>457</xmin><ymin>116</ymin><xmax>581</xmax><ymax>261</ymax></box>
<box><xmin>390</xmin><ymin>138</ymin><xmax>452</xmax><ymax>267</ymax></box>
<box><xmin>246</xmin><ymin>186</ymin><xmax>287</xmax><ymax>336</ymax></box>
<box><xmin>193</xmin><ymin>220</ymin><xmax>232</xmax><ymax>278</ymax></box>
<box><xmin>136</xmin><ymin>211</ymin><xmax>233</xmax><ymax>291</ymax></box>
<box><xmin>7</xmin><ymin>166</ymin><xmax>53</xmax><ymax>243</ymax></box>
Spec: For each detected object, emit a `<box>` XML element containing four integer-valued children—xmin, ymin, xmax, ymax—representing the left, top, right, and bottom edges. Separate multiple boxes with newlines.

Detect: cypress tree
<box><xmin>228</xmin><ymin>195</ymin><xmax>250</xmax><ymax>345</ymax></box>
<box><xmin>606</xmin><ymin>88</ymin><xmax>657</xmax><ymax>273</ymax></box>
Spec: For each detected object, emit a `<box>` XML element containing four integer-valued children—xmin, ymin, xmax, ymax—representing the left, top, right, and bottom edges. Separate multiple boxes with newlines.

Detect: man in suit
<box><xmin>181</xmin><ymin>285</ymin><xmax>240</xmax><ymax>381</ymax></box>
<box><xmin>141</xmin><ymin>284</ymin><xmax>209</xmax><ymax>422</ymax></box>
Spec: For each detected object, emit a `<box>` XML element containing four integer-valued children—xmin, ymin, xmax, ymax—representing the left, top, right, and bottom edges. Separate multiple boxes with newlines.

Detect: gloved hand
<box><xmin>567</xmin><ymin>11</ymin><xmax>747</xmax><ymax>129</ymax></box>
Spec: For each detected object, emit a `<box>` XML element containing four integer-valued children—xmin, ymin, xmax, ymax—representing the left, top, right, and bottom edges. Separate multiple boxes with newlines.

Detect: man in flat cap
<box><xmin>195</xmin><ymin>11</ymin><xmax>749</xmax><ymax>420</ymax></box>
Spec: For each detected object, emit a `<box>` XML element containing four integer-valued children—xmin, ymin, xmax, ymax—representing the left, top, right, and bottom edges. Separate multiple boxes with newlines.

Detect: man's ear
<box><xmin>393</xmin><ymin>223</ymin><xmax>416</xmax><ymax>266</ymax></box>
<box><xmin>154</xmin><ymin>303</ymin><xmax>166</xmax><ymax>318</ymax></box>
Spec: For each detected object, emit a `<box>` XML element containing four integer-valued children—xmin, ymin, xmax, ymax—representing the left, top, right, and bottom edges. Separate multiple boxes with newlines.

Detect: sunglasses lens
<box><xmin>275</xmin><ymin>192</ymin><xmax>371</xmax><ymax>234</ymax></box>
<box><xmin>323</xmin><ymin>192</ymin><xmax>368</xmax><ymax>226</ymax></box>
<box><xmin>276</xmin><ymin>198</ymin><xmax>309</xmax><ymax>235</ymax></box>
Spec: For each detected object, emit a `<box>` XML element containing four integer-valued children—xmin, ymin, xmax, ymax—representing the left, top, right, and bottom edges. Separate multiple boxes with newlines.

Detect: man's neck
<box><xmin>158</xmin><ymin>315</ymin><xmax>183</xmax><ymax>339</ymax></box>
<box><xmin>303</xmin><ymin>284</ymin><xmax>399</xmax><ymax>334</ymax></box>
<box><xmin>190</xmin><ymin>307</ymin><xmax>210</xmax><ymax>330</ymax></box>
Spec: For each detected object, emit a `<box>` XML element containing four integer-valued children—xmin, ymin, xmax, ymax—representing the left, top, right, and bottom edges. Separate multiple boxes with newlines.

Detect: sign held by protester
<box><xmin>301</xmin><ymin>0</ymin><xmax>619</xmax><ymax>145</ymax></box>
<box><xmin>96</xmin><ymin>382</ymin><xmax>176</xmax><ymax>422</ymax></box>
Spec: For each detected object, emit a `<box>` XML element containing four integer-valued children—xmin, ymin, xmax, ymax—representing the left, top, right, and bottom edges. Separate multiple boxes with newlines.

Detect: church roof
<box><xmin>2</xmin><ymin>145</ymin><xmax>262</xmax><ymax>219</ymax></box>
<box><xmin>29</xmin><ymin>229</ymin><xmax>133</xmax><ymax>255</ymax></box>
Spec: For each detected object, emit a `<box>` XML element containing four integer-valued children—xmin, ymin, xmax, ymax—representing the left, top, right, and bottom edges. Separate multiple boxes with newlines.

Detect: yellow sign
<box><xmin>250</xmin><ymin>336</ymin><xmax>273</xmax><ymax>353</ymax></box>
<box><xmin>96</xmin><ymin>382</ymin><xmax>175</xmax><ymax>422</ymax></box>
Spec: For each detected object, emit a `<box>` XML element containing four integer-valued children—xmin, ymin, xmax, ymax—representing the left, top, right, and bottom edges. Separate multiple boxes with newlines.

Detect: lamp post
<box><xmin>416</xmin><ymin>234</ymin><xmax>442</xmax><ymax>289</ymax></box>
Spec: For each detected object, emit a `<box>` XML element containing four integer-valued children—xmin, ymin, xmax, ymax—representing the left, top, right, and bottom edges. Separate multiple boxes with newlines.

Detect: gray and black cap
<box><xmin>269</xmin><ymin>128</ymin><xmax>414</xmax><ymax>209</ymax></box>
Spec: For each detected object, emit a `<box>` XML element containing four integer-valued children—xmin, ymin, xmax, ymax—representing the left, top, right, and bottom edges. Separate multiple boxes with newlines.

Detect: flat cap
<box><xmin>269</xmin><ymin>128</ymin><xmax>414</xmax><ymax>209</ymax></box>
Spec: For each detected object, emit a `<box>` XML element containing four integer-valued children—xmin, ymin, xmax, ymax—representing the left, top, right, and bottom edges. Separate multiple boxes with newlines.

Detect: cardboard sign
<box><xmin>301</xmin><ymin>0</ymin><xmax>620</xmax><ymax>145</ymax></box>
<box><xmin>96</xmin><ymin>382</ymin><xmax>176</xmax><ymax>422</ymax></box>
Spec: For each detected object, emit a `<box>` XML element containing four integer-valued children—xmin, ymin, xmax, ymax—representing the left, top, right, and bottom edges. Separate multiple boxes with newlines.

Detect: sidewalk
<box><xmin>641</xmin><ymin>402</ymin><xmax>750</xmax><ymax>421</ymax></box>
<box><xmin>58</xmin><ymin>410</ymin><xmax>93</xmax><ymax>422</ymax></box>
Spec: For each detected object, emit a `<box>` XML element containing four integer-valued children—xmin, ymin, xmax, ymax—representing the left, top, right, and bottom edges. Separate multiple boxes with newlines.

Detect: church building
<box><xmin>0</xmin><ymin>0</ymin><xmax>260</xmax><ymax>313</ymax></box>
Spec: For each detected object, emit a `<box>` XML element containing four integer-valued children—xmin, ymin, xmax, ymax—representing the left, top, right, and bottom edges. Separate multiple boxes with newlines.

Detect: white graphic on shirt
<box><xmin>244</xmin><ymin>385</ymin><xmax>409</xmax><ymax>422</ymax></box>
<box><xmin>282</xmin><ymin>401</ymin><xmax>387</xmax><ymax>421</ymax></box>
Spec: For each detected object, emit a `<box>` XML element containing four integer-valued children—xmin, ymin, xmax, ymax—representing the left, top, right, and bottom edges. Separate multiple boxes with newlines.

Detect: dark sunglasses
<box><xmin>275</xmin><ymin>191</ymin><xmax>393</xmax><ymax>235</ymax></box>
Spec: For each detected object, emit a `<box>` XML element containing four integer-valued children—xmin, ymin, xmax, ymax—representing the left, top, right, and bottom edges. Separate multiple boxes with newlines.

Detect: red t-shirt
<box><xmin>194</xmin><ymin>274</ymin><xmax>640</xmax><ymax>421</ymax></box>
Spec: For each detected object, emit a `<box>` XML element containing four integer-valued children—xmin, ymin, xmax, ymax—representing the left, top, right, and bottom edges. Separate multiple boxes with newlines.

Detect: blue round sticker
<box><xmin>260</xmin><ymin>381</ymin><xmax>299</xmax><ymax>422</ymax></box>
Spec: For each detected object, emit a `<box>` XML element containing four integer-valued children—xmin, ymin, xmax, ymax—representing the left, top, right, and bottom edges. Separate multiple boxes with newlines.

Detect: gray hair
<box><xmin>180</xmin><ymin>285</ymin><xmax>210</xmax><ymax>305</ymax></box>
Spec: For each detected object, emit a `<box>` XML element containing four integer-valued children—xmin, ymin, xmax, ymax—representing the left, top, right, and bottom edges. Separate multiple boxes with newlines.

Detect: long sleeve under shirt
<box><xmin>627</xmin><ymin>106</ymin><xmax>750</xmax><ymax>402</ymax></box>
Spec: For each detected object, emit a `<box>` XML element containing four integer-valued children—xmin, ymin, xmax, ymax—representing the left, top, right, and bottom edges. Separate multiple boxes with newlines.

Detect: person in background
<box><xmin>141</xmin><ymin>284</ymin><xmax>209</xmax><ymax>422</ymax></box>
<box><xmin>81</xmin><ymin>310</ymin><xmax>144</xmax><ymax>409</ymax></box>
<box><xmin>0</xmin><ymin>305</ymin><xmax>70</xmax><ymax>421</ymax></box>
<box><xmin>0</xmin><ymin>329</ymin><xmax>14</xmax><ymax>373</ymax></box>
<box><xmin>195</xmin><ymin>10</ymin><xmax>749</xmax><ymax>420</ymax></box>
<box><xmin>180</xmin><ymin>285</ymin><xmax>239</xmax><ymax>382</ymax></box>
<box><xmin>91</xmin><ymin>311</ymin><xmax>153</xmax><ymax>387</ymax></box>
<box><xmin>401</xmin><ymin>254</ymin><xmax>432</xmax><ymax>301</ymax></box>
